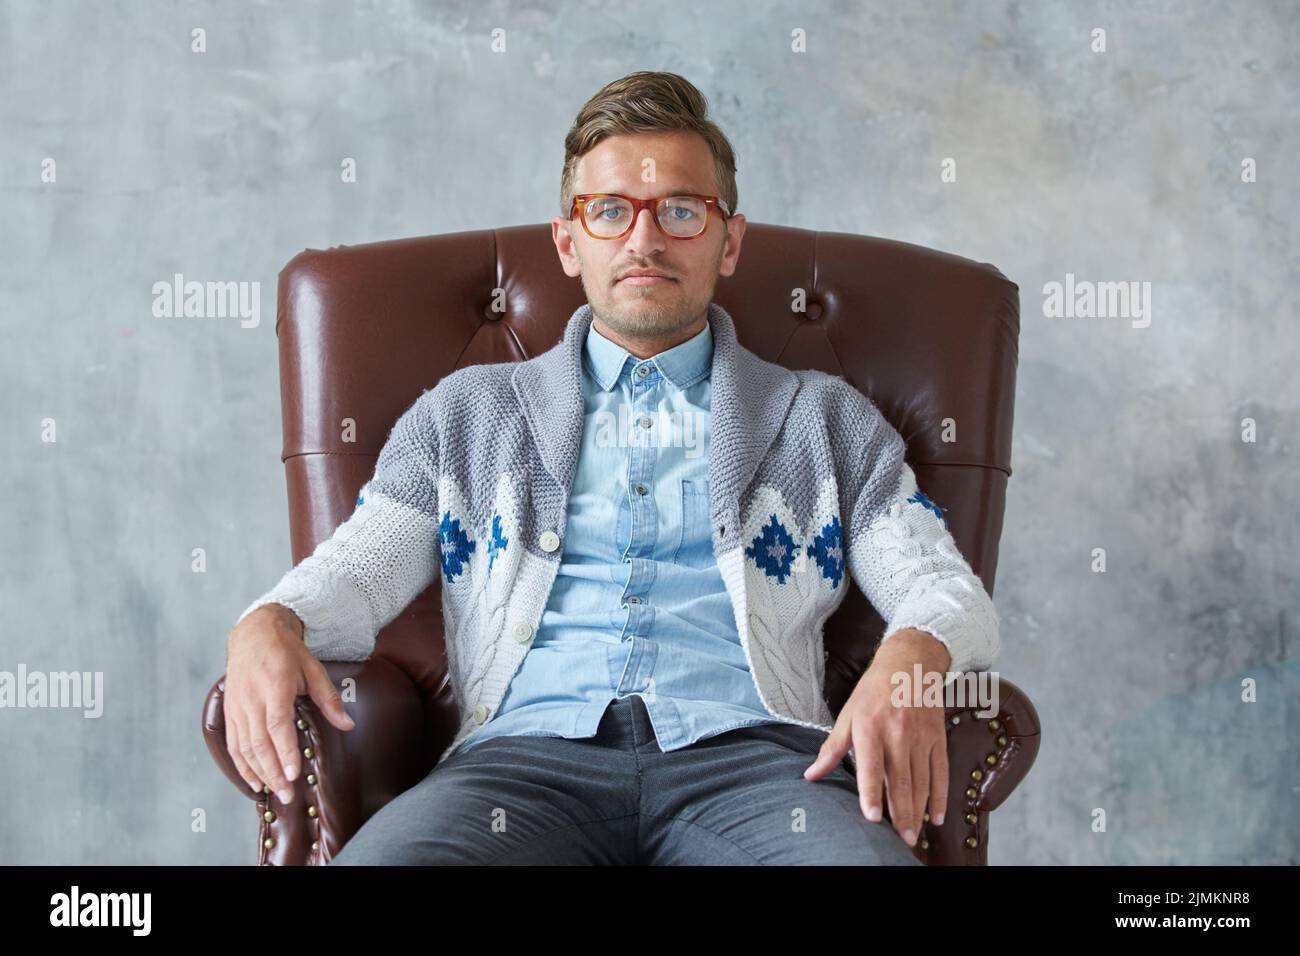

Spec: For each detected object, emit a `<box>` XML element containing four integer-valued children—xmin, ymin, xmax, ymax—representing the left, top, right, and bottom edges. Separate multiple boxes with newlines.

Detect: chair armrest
<box><xmin>912</xmin><ymin>675</ymin><xmax>1040</xmax><ymax>865</ymax></box>
<box><xmin>201</xmin><ymin>656</ymin><xmax>436</xmax><ymax>865</ymax></box>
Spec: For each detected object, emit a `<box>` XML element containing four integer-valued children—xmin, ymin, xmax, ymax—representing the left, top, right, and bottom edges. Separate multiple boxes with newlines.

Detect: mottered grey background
<box><xmin>0</xmin><ymin>0</ymin><xmax>1295</xmax><ymax>865</ymax></box>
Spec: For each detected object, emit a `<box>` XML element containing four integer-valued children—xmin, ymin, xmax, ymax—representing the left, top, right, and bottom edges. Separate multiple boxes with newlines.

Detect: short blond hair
<box><xmin>560</xmin><ymin>71</ymin><xmax>739</xmax><ymax>219</ymax></box>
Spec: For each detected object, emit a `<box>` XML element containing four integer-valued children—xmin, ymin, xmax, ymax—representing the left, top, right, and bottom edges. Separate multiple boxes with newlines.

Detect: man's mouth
<box><xmin>620</xmin><ymin>276</ymin><xmax>672</xmax><ymax>285</ymax></box>
<box><xmin>618</xmin><ymin>272</ymin><xmax>675</xmax><ymax>286</ymax></box>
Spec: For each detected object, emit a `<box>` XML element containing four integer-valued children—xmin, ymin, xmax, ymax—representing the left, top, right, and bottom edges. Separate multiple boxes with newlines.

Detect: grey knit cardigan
<box><xmin>240</xmin><ymin>301</ymin><xmax>1000</xmax><ymax>766</ymax></box>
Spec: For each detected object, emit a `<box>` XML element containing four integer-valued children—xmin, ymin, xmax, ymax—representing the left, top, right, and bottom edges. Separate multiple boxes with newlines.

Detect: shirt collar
<box><xmin>512</xmin><ymin>301</ymin><xmax>801</xmax><ymax>508</ymax></box>
<box><xmin>583</xmin><ymin>317</ymin><xmax>714</xmax><ymax>392</ymax></box>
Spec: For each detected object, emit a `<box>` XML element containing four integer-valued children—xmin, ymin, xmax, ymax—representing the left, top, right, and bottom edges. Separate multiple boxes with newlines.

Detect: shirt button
<box><xmin>634</xmin><ymin>483</ymin><xmax>648</xmax><ymax>495</ymax></box>
<box><xmin>639</xmin><ymin>416</ymin><xmax>653</xmax><ymax>428</ymax></box>
<box><xmin>628</xmin><ymin>596</ymin><xmax>641</xmax><ymax>604</ymax></box>
<box><xmin>473</xmin><ymin>704</ymin><xmax>490</xmax><ymax>724</ymax></box>
<box><xmin>512</xmin><ymin>621</ymin><xmax>533</xmax><ymax>642</ymax></box>
<box><xmin>635</xmin><ymin>365</ymin><xmax>650</xmax><ymax>378</ymax></box>
<box><xmin>538</xmin><ymin>530</ymin><xmax>560</xmax><ymax>552</ymax></box>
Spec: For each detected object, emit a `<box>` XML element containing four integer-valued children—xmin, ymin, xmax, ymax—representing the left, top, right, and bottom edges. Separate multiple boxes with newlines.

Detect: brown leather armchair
<box><xmin>202</xmin><ymin>223</ymin><xmax>1040</xmax><ymax>865</ymax></box>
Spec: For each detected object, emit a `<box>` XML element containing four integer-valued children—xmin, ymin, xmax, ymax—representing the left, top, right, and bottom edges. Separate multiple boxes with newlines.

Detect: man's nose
<box><xmin>624</xmin><ymin>204</ymin><xmax>667</xmax><ymax>255</ymax></box>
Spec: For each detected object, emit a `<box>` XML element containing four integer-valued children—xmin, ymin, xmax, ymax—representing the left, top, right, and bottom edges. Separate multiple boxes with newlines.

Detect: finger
<box><xmin>240</xmin><ymin>706</ymin><xmax>280</xmax><ymax>802</ymax></box>
<box><xmin>884</xmin><ymin>730</ymin><xmax>915</xmax><ymax>844</ymax></box>
<box><xmin>804</xmin><ymin>715</ymin><xmax>850</xmax><ymax>781</ymax></box>
<box><xmin>883</xmin><ymin>764</ymin><xmax>896</xmax><ymax>828</ymax></box>
<box><xmin>246</xmin><ymin>702</ymin><xmax>293</xmax><ymax>804</ymax></box>
<box><xmin>226</xmin><ymin>714</ymin><xmax>264</xmax><ymax>793</ymax></box>
<box><xmin>236</xmin><ymin>712</ymin><xmax>273</xmax><ymax>798</ymax></box>
<box><xmin>928</xmin><ymin>737</ymin><xmax>949</xmax><ymax>826</ymax></box>
<box><xmin>910</xmin><ymin>744</ymin><xmax>930</xmax><ymax>846</ymax></box>
<box><xmin>304</xmin><ymin>658</ymin><xmax>355</xmax><ymax>732</ymax></box>
<box><xmin>265</xmin><ymin>699</ymin><xmax>301</xmax><ymax>785</ymax></box>
<box><xmin>854</xmin><ymin>723</ymin><xmax>885</xmax><ymax>823</ymax></box>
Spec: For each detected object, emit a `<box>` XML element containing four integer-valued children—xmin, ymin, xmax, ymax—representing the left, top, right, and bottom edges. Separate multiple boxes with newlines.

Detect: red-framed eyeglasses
<box><xmin>569</xmin><ymin>193</ymin><xmax>732</xmax><ymax>241</ymax></box>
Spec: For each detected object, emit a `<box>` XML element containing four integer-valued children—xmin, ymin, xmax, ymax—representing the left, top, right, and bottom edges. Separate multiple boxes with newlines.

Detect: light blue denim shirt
<box><xmin>448</xmin><ymin>316</ymin><xmax>787</xmax><ymax>756</ymax></box>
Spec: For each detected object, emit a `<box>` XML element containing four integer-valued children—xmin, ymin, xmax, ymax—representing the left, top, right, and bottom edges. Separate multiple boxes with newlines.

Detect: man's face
<box><xmin>552</xmin><ymin>130</ymin><xmax>746</xmax><ymax>343</ymax></box>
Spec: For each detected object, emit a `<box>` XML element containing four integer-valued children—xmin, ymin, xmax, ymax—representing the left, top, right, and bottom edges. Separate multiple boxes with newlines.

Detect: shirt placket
<box><xmin>616</xmin><ymin>359</ymin><xmax>658</xmax><ymax>662</ymax></box>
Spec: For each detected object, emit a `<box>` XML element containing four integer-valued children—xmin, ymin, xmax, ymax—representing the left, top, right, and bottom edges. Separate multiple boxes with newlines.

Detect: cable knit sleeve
<box><xmin>235</xmin><ymin>390</ymin><xmax>442</xmax><ymax>661</ymax></box>
<box><xmin>841</xmin><ymin>395</ymin><xmax>1001</xmax><ymax>678</ymax></box>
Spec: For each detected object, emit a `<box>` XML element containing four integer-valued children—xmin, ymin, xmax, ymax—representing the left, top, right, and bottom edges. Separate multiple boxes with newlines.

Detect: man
<box><xmin>224</xmin><ymin>71</ymin><xmax>999</xmax><ymax>865</ymax></box>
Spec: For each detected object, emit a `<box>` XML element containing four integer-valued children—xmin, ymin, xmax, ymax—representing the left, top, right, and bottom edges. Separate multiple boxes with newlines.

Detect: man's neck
<box><xmin>592</xmin><ymin>314</ymin><xmax>708</xmax><ymax>360</ymax></box>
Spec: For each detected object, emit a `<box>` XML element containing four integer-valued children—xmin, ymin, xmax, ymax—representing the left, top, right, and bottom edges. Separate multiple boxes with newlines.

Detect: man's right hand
<box><xmin>223</xmin><ymin>604</ymin><xmax>355</xmax><ymax>803</ymax></box>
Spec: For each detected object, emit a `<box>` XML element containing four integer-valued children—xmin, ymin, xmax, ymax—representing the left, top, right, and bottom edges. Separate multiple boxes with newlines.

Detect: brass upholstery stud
<box><xmin>263</xmin><ymin>810</ymin><xmax>275</xmax><ymax>823</ymax></box>
<box><xmin>307</xmin><ymin>805</ymin><xmax>318</xmax><ymax>818</ymax></box>
<box><xmin>311</xmin><ymin>840</ymin><xmax>319</xmax><ymax>852</ymax></box>
<box><xmin>264</xmin><ymin>837</ymin><xmax>274</xmax><ymax>849</ymax></box>
<box><xmin>965</xmin><ymin>787</ymin><xmax>978</xmax><ymax>800</ymax></box>
<box><xmin>965</xmin><ymin>813</ymin><xmax>978</xmax><ymax>825</ymax></box>
<box><xmin>306</xmin><ymin>773</ymin><xmax>316</xmax><ymax>785</ymax></box>
<box><xmin>922</xmin><ymin>811</ymin><xmax>930</xmax><ymax>822</ymax></box>
<box><xmin>965</xmin><ymin>836</ymin><xmax>978</xmax><ymax>849</ymax></box>
<box><xmin>949</xmin><ymin>715</ymin><xmax>960</xmax><ymax>725</ymax></box>
<box><xmin>296</xmin><ymin>718</ymin><xmax>307</xmax><ymax>730</ymax></box>
<box><xmin>988</xmin><ymin>718</ymin><xmax>1000</xmax><ymax>731</ymax></box>
<box><xmin>303</xmin><ymin>746</ymin><xmax>314</xmax><ymax>759</ymax></box>
<box><xmin>997</xmin><ymin>735</ymin><xmax>1008</xmax><ymax>747</ymax></box>
<box><xmin>970</xmin><ymin>769</ymin><xmax>984</xmax><ymax>782</ymax></box>
<box><xmin>985</xmin><ymin>753</ymin><xmax>998</xmax><ymax>766</ymax></box>
<box><xmin>919</xmin><ymin>838</ymin><xmax>929</xmax><ymax>850</ymax></box>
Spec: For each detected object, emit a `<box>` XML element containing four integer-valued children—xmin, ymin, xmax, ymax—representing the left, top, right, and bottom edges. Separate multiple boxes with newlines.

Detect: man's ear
<box><xmin>551</xmin><ymin>216</ymin><xmax>582</xmax><ymax>278</ymax></box>
<box><xmin>717</xmin><ymin>212</ymin><xmax>747</xmax><ymax>278</ymax></box>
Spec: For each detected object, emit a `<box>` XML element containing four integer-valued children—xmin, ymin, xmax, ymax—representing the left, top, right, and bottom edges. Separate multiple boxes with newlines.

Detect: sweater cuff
<box><xmin>236</xmin><ymin>558</ymin><xmax>379</xmax><ymax>662</ymax></box>
<box><xmin>880</xmin><ymin>576</ymin><xmax>1001</xmax><ymax>679</ymax></box>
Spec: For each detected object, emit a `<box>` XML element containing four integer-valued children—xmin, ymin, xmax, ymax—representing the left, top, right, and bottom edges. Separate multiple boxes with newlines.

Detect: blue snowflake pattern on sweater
<box><xmin>806</xmin><ymin>516</ymin><xmax>845</xmax><ymax>588</ymax></box>
<box><xmin>907</xmin><ymin>489</ymin><xmax>947</xmax><ymax>529</ymax></box>
<box><xmin>486</xmin><ymin>512</ymin><xmax>508</xmax><ymax>576</ymax></box>
<box><xmin>744</xmin><ymin>514</ymin><xmax>801</xmax><ymax>584</ymax></box>
<box><xmin>439</xmin><ymin>512</ymin><xmax>476</xmax><ymax>582</ymax></box>
<box><xmin>356</xmin><ymin>494</ymin><xmax>364</xmax><ymax>507</ymax></box>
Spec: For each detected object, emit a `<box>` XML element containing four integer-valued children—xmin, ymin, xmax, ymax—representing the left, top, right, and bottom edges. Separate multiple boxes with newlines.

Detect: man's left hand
<box><xmin>802</xmin><ymin>628</ymin><xmax>951</xmax><ymax>848</ymax></box>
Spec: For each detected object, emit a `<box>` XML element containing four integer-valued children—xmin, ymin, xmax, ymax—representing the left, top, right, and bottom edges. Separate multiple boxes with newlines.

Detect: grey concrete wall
<box><xmin>0</xmin><ymin>0</ymin><xmax>1294</xmax><ymax>865</ymax></box>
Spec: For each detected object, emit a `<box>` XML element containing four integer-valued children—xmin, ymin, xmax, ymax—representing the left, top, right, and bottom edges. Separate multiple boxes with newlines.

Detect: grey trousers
<box><xmin>330</xmin><ymin>694</ymin><xmax>923</xmax><ymax>865</ymax></box>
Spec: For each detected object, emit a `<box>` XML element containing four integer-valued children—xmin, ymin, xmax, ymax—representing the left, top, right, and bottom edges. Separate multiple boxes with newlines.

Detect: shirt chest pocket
<box><xmin>672</xmin><ymin>478</ymin><xmax>714</xmax><ymax>569</ymax></box>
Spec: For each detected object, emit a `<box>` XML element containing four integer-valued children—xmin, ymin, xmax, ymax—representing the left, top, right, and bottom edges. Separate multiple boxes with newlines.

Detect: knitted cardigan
<box><xmin>239</xmin><ymin>302</ymin><xmax>1000</xmax><ymax>766</ymax></box>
